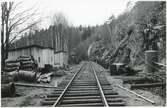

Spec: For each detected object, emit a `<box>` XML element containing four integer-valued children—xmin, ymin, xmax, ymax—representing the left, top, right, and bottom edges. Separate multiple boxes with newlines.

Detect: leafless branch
<box><xmin>9</xmin><ymin>20</ymin><xmax>40</xmax><ymax>44</ymax></box>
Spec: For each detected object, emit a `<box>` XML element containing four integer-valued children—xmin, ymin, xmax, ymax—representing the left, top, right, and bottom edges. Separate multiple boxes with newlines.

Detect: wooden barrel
<box><xmin>1</xmin><ymin>83</ymin><xmax>15</xmax><ymax>97</ymax></box>
<box><xmin>145</xmin><ymin>50</ymin><xmax>159</xmax><ymax>74</ymax></box>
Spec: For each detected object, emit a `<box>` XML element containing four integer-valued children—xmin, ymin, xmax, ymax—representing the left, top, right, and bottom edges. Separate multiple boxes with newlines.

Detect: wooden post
<box><xmin>145</xmin><ymin>50</ymin><xmax>159</xmax><ymax>74</ymax></box>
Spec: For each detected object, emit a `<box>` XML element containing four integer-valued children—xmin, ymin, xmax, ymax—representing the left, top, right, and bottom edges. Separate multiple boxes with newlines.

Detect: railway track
<box><xmin>41</xmin><ymin>61</ymin><xmax>126</xmax><ymax>107</ymax></box>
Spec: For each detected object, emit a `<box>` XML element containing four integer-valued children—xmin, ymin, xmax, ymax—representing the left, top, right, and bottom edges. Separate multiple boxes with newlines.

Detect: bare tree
<box><xmin>1</xmin><ymin>2</ymin><xmax>40</xmax><ymax>70</ymax></box>
<box><xmin>51</xmin><ymin>12</ymin><xmax>68</xmax><ymax>26</ymax></box>
<box><xmin>51</xmin><ymin>13</ymin><xmax>69</xmax><ymax>53</ymax></box>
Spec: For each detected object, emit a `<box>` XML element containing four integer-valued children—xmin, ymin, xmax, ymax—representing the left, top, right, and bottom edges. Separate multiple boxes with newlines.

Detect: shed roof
<box><xmin>9</xmin><ymin>35</ymin><xmax>54</xmax><ymax>51</ymax></box>
<box><xmin>9</xmin><ymin>44</ymin><xmax>53</xmax><ymax>51</ymax></box>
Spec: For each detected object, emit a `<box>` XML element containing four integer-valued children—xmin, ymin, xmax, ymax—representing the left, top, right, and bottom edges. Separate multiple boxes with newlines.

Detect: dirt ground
<box><xmin>92</xmin><ymin>61</ymin><xmax>166</xmax><ymax>106</ymax></box>
<box><xmin>1</xmin><ymin>76</ymin><xmax>65</xmax><ymax>107</ymax></box>
<box><xmin>1</xmin><ymin>63</ymin><xmax>166</xmax><ymax>106</ymax></box>
<box><xmin>105</xmin><ymin>72</ymin><xmax>166</xmax><ymax>106</ymax></box>
<box><xmin>1</xmin><ymin>64</ymin><xmax>80</xmax><ymax>107</ymax></box>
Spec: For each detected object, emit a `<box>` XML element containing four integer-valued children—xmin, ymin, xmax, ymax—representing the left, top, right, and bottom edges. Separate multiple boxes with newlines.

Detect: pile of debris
<box><xmin>37</xmin><ymin>72</ymin><xmax>53</xmax><ymax>83</ymax></box>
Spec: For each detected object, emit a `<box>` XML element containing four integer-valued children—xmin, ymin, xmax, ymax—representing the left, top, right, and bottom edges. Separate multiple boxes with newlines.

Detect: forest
<box><xmin>10</xmin><ymin>1</ymin><xmax>165</xmax><ymax>64</ymax></box>
<box><xmin>1</xmin><ymin>1</ymin><xmax>166</xmax><ymax>106</ymax></box>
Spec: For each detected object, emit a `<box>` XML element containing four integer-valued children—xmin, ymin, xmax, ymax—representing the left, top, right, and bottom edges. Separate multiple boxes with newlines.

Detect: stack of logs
<box><xmin>4</xmin><ymin>56</ymin><xmax>37</xmax><ymax>73</ymax></box>
<box><xmin>1</xmin><ymin>56</ymin><xmax>38</xmax><ymax>97</ymax></box>
<box><xmin>4</xmin><ymin>59</ymin><xmax>20</xmax><ymax>72</ymax></box>
<box><xmin>10</xmin><ymin>56</ymin><xmax>37</xmax><ymax>82</ymax></box>
<box><xmin>17</xmin><ymin>56</ymin><xmax>37</xmax><ymax>71</ymax></box>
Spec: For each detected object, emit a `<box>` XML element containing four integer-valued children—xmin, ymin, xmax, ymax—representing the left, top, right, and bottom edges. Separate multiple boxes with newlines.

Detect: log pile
<box><xmin>3</xmin><ymin>56</ymin><xmax>38</xmax><ymax>83</ymax></box>
<box><xmin>4</xmin><ymin>56</ymin><xmax>37</xmax><ymax>72</ymax></box>
<box><xmin>4</xmin><ymin>59</ymin><xmax>20</xmax><ymax>72</ymax></box>
<box><xmin>17</xmin><ymin>56</ymin><xmax>37</xmax><ymax>71</ymax></box>
<box><xmin>11</xmin><ymin>70</ymin><xmax>37</xmax><ymax>82</ymax></box>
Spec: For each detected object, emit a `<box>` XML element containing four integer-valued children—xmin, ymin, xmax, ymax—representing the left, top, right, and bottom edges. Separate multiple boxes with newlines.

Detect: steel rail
<box><xmin>52</xmin><ymin>63</ymin><xmax>85</xmax><ymax>107</ymax></box>
<box><xmin>115</xmin><ymin>84</ymin><xmax>155</xmax><ymax>104</ymax></box>
<box><xmin>90</xmin><ymin>63</ymin><xmax>109</xmax><ymax>107</ymax></box>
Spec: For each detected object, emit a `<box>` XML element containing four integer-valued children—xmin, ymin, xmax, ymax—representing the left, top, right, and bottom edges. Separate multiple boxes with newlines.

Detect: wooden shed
<box><xmin>8</xmin><ymin>28</ymin><xmax>69</xmax><ymax>68</ymax></box>
<box><xmin>8</xmin><ymin>45</ymin><xmax>54</xmax><ymax>68</ymax></box>
<box><xmin>54</xmin><ymin>51</ymin><xmax>68</xmax><ymax>67</ymax></box>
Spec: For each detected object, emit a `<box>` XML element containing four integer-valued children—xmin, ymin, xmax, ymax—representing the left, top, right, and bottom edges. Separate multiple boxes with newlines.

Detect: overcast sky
<box><xmin>14</xmin><ymin>0</ymin><xmax>133</xmax><ymax>27</ymax></box>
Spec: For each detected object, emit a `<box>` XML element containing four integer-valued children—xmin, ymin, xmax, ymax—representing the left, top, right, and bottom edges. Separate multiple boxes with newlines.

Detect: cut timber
<box><xmin>5</xmin><ymin>59</ymin><xmax>19</xmax><ymax>63</ymax></box>
<box><xmin>5</xmin><ymin>62</ymin><xmax>20</xmax><ymax>67</ymax></box>
<box><xmin>131</xmin><ymin>83</ymin><xmax>166</xmax><ymax>89</ymax></box>
<box><xmin>14</xmin><ymin>82</ymin><xmax>57</xmax><ymax>88</ymax></box>
<box><xmin>45</xmin><ymin>95</ymin><xmax>127</xmax><ymax>101</ymax></box>
<box><xmin>123</xmin><ymin>78</ymin><xmax>150</xmax><ymax>84</ymax></box>
<box><xmin>13</xmin><ymin>70</ymin><xmax>37</xmax><ymax>82</ymax></box>
<box><xmin>4</xmin><ymin>67</ymin><xmax>19</xmax><ymax>72</ymax></box>
<box><xmin>17</xmin><ymin>57</ymin><xmax>32</xmax><ymax>61</ymax></box>
<box><xmin>115</xmin><ymin>76</ymin><xmax>150</xmax><ymax>84</ymax></box>
<box><xmin>59</xmin><ymin>102</ymin><xmax>126</xmax><ymax>107</ymax></box>
<box><xmin>42</xmin><ymin>98</ymin><xmax>124</xmax><ymax>105</ymax></box>
<box><xmin>21</xmin><ymin>61</ymin><xmax>34</xmax><ymax>65</ymax></box>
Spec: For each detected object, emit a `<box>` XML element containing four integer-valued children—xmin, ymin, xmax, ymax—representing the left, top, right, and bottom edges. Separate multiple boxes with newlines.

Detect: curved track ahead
<box><xmin>41</xmin><ymin>61</ymin><xmax>126</xmax><ymax>107</ymax></box>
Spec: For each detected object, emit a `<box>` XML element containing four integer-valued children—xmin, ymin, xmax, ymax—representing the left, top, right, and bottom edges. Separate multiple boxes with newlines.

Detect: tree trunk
<box><xmin>52</xmin><ymin>26</ymin><xmax>56</xmax><ymax>52</ymax></box>
<box><xmin>4</xmin><ymin>4</ymin><xmax>10</xmax><ymax>65</ymax></box>
<box><xmin>5</xmin><ymin>26</ymin><xmax>10</xmax><ymax>62</ymax></box>
<box><xmin>1</xmin><ymin>18</ymin><xmax>5</xmax><ymax>71</ymax></box>
<box><xmin>1</xmin><ymin>4</ymin><xmax>5</xmax><ymax>71</ymax></box>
